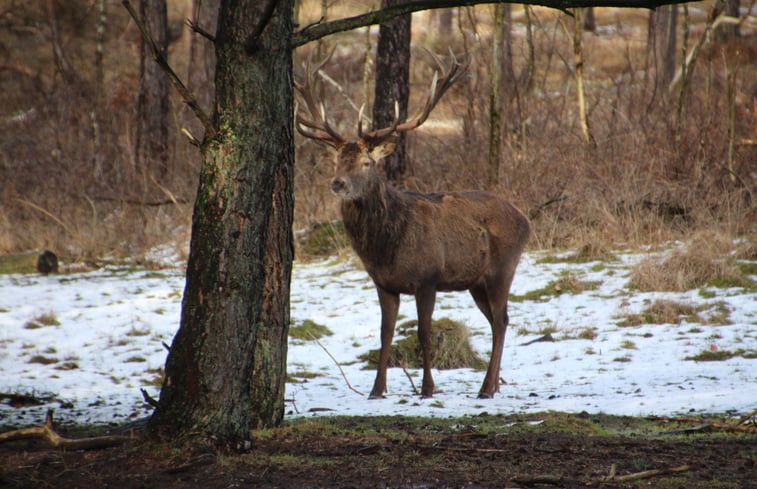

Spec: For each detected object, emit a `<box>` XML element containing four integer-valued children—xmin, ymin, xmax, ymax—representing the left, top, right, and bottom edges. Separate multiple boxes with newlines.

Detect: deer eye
<box><xmin>361</xmin><ymin>159</ymin><xmax>372</xmax><ymax>168</ymax></box>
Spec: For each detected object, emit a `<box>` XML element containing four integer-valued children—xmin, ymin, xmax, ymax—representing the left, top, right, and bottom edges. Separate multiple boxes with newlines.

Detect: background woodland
<box><xmin>0</xmin><ymin>0</ymin><xmax>754</xmax><ymax>261</ymax></box>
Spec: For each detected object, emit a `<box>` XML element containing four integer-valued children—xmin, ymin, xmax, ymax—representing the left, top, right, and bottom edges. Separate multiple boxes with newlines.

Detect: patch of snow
<box><xmin>0</xmin><ymin>249</ymin><xmax>755</xmax><ymax>428</ymax></box>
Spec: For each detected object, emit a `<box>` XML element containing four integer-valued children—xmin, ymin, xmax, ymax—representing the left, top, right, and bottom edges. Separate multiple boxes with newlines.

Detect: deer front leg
<box><xmin>369</xmin><ymin>287</ymin><xmax>400</xmax><ymax>399</ymax></box>
<box><xmin>416</xmin><ymin>286</ymin><xmax>437</xmax><ymax>398</ymax></box>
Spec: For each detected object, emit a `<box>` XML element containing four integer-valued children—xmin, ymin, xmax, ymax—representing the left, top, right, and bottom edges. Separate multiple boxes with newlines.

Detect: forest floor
<box><xmin>1</xmin><ymin>413</ymin><xmax>755</xmax><ymax>488</ymax></box>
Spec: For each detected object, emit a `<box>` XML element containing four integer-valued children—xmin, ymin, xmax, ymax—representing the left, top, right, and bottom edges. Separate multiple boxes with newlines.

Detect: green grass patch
<box><xmin>359</xmin><ymin>317</ymin><xmax>486</xmax><ymax>370</ymax></box>
<box><xmin>289</xmin><ymin>319</ymin><xmax>333</xmax><ymax>341</ymax></box>
<box><xmin>0</xmin><ymin>251</ymin><xmax>43</xmax><ymax>274</ymax></box>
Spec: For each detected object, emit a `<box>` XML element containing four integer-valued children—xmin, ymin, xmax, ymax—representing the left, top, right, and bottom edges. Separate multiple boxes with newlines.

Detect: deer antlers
<box><xmin>295</xmin><ymin>49</ymin><xmax>470</xmax><ymax>147</ymax></box>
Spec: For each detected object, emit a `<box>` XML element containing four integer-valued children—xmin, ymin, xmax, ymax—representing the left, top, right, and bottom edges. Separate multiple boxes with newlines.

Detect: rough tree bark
<box><xmin>145</xmin><ymin>0</ymin><xmax>294</xmax><ymax>442</ymax></box>
<box><xmin>136</xmin><ymin>0</ymin><xmax>169</xmax><ymax>180</ymax></box>
<box><xmin>647</xmin><ymin>4</ymin><xmax>678</xmax><ymax>97</ymax></box>
<box><xmin>373</xmin><ymin>0</ymin><xmax>411</xmax><ymax>184</ymax></box>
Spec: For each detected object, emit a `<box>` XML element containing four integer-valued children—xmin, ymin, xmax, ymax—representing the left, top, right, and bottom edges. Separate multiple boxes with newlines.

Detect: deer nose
<box><xmin>331</xmin><ymin>177</ymin><xmax>346</xmax><ymax>194</ymax></box>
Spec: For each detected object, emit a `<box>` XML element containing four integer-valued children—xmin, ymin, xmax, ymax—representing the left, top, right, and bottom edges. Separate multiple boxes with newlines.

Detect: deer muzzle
<box><xmin>331</xmin><ymin>177</ymin><xmax>347</xmax><ymax>195</ymax></box>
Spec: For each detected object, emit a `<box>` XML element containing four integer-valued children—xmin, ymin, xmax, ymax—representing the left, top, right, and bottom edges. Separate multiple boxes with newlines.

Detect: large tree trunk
<box><xmin>146</xmin><ymin>0</ymin><xmax>294</xmax><ymax>443</ymax></box>
<box><xmin>372</xmin><ymin>0</ymin><xmax>411</xmax><ymax>184</ymax></box>
<box><xmin>136</xmin><ymin>0</ymin><xmax>169</xmax><ymax>180</ymax></box>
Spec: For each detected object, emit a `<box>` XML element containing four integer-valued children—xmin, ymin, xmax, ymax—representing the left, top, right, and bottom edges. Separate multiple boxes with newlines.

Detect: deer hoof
<box><xmin>368</xmin><ymin>393</ymin><xmax>386</xmax><ymax>400</ymax></box>
<box><xmin>477</xmin><ymin>392</ymin><xmax>495</xmax><ymax>399</ymax></box>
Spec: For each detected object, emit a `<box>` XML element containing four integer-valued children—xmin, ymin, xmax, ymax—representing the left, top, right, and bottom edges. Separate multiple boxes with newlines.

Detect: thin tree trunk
<box><xmin>146</xmin><ymin>0</ymin><xmax>294</xmax><ymax>442</ymax></box>
<box><xmin>92</xmin><ymin>0</ymin><xmax>107</xmax><ymax>178</ymax></box>
<box><xmin>715</xmin><ymin>0</ymin><xmax>739</xmax><ymax>40</ymax></box>
<box><xmin>573</xmin><ymin>8</ymin><xmax>594</xmax><ymax>146</ymax></box>
<box><xmin>646</xmin><ymin>5</ymin><xmax>678</xmax><ymax>101</ymax></box>
<box><xmin>136</xmin><ymin>0</ymin><xmax>169</xmax><ymax>181</ymax></box>
<box><xmin>488</xmin><ymin>4</ymin><xmax>506</xmax><ymax>186</ymax></box>
<box><xmin>373</xmin><ymin>0</ymin><xmax>411</xmax><ymax>184</ymax></box>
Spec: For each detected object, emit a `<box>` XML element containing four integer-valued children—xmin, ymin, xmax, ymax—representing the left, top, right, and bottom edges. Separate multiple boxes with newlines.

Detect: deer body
<box><xmin>295</xmin><ymin>53</ymin><xmax>530</xmax><ymax>399</ymax></box>
<box><xmin>333</xmin><ymin>142</ymin><xmax>530</xmax><ymax>399</ymax></box>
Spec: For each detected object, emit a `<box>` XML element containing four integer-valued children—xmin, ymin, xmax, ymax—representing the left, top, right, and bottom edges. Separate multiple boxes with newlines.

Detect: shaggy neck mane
<box><xmin>341</xmin><ymin>180</ymin><xmax>409</xmax><ymax>268</ymax></box>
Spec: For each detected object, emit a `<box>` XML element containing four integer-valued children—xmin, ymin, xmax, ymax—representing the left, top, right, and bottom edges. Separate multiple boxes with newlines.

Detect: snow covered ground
<box><xmin>0</xmin><ymin>247</ymin><xmax>755</xmax><ymax>428</ymax></box>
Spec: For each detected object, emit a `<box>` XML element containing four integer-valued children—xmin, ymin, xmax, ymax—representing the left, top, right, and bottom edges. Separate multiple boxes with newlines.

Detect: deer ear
<box><xmin>369</xmin><ymin>140</ymin><xmax>396</xmax><ymax>161</ymax></box>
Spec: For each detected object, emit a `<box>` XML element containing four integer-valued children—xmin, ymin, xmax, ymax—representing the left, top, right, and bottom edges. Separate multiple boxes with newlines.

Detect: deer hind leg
<box><xmin>415</xmin><ymin>286</ymin><xmax>437</xmax><ymax>398</ymax></box>
<box><xmin>473</xmin><ymin>272</ymin><xmax>514</xmax><ymax>399</ymax></box>
<box><xmin>369</xmin><ymin>287</ymin><xmax>400</xmax><ymax>399</ymax></box>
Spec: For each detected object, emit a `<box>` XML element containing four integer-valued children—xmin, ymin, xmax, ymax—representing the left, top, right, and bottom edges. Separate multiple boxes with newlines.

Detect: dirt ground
<box><xmin>1</xmin><ymin>413</ymin><xmax>755</xmax><ymax>489</ymax></box>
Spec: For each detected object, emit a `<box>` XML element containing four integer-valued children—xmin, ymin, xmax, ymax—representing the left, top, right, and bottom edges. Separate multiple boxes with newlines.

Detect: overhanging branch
<box><xmin>291</xmin><ymin>0</ymin><xmax>694</xmax><ymax>47</ymax></box>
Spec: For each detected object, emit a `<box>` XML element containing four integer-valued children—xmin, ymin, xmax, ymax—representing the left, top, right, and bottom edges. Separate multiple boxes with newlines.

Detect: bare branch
<box><xmin>185</xmin><ymin>18</ymin><xmax>215</xmax><ymax>42</ymax></box>
<box><xmin>122</xmin><ymin>0</ymin><xmax>216</xmax><ymax>140</ymax></box>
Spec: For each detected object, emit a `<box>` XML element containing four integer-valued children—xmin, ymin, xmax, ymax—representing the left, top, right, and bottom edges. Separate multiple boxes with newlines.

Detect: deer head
<box><xmin>295</xmin><ymin>50</ymin><xmax>469</xmax><ymax>200</ymax></box>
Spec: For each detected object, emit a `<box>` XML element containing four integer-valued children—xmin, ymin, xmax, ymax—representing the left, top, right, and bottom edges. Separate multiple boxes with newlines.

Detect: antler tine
<box><xmin>393</xmin><ymin>50</ymin><xmax>469</xmax><ymax>133</ymax></box>
<box><xmin>363</xmin><ymin>101</ymin><xmax>400</xmax><ymax>140</ymax></box>
<box><xmin>293</xmin><ymin>47</ymin><xmax>345</xmax><ymax>146</ymax></box>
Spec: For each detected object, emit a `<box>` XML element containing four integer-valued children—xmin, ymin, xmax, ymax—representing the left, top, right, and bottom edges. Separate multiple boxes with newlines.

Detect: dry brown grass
<box><xmin>628</xmin><ymin>230</ymin><xmax>752</xmax><ymax>292</ymax></box>
<box><xmin>1</xmin><ymin>2</ymin><xmax>755</xmax><ymax>261</ymax></box>
<box><xmin>617</xmin><ymin>298</ymin><xmax>731</xmax><ymax>326</ymax></box>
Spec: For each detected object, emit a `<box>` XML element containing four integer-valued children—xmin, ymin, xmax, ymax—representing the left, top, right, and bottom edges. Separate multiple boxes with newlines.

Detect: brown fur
<box><xmin>332</xmin><ymin>140</ymin><xmax>530</xmax><ymax>399</ymax></box>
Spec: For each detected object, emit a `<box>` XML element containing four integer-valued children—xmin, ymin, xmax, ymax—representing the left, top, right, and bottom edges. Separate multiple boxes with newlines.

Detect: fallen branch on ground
<box><xmin>307</xmin><ymin>331</ymin><xmax>365</xmax><ymax>396</ymax></box>
<box><xmin>605</xmin><ymin>464</ymin><xmax>691</xmax><ymax>482</ymax></box>
<box><xmin>0</xmin><ymin>409</ymin><xmax>133</xmax><ymax>449</ymax></box>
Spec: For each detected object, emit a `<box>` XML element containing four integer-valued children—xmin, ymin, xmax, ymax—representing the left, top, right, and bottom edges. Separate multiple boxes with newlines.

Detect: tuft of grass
<box><xmin>287</xmin><ymin>369</ymin><xmax>324</xmax><ymax>383</ymax></box>
<box><xmin>578</xmin><ymin>327</ymin><xmax>599</xmax><ymax>340</ymax></box>
<box><xmin>126</xmin><ymin>325</ymin><xmax>151</xmax><ymax>337</ymax></box>
<box><xmin>359</xmin><ymin>317</ymin><xmax>486</xmax><ymax>371</ymax></box>
<box><xmin>296</xmin><ymin>221</ymin><xmax>350</xmax><ymax>260</ymax></box>
<box><xmin>511</xmin><ymin>274</ymin><xmax>601</xmax><ymax>302</ymax></box>
<box><xmin>28</xmin><ymin>355</ymin><xmax>59</xmax><ymax>365</ymax></box>
<box><xmin>685</xmin><ymin>349</ymin><xmax>757</xmax><ymax>362</ymax></box>
<box><xmin>23</xmin><ymin>311</ymin><xmax>60</xmax><ymax>329</ymax></box>
<box><xmin>628</xmin><ymin>232</ymin><xmax>756</xmax><ymax>292</ymax></box>
<box><xmin>617</xmin><ymin>300</ymin><xmax>731</xmax><ymax>327</ymax></box>
<box><xmin>289</xmin><ymin>319</ymin><xmax>333</xmax><ymax>341</ymax></box>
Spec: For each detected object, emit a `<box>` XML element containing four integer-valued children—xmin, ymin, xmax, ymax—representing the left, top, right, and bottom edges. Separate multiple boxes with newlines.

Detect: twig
<box><xmin>399</xmin><ymin>361</ymin><xmax>419</xmax><ymax>395</ymax></box>
<box><xmin>610</xmin><ymin>465</ymin><xmax>691</xmax><ymax>482</ymax></box>
<box><xmin>14</xmin><ymin>198</ymin><xmax>77</xmax><ymax>238</ymax></box>
<box><xmin>307</xmin><ymin>332</ymin><xmax>365</xmax><ymax>396</ymax></box>
<box><xmin>121</xmin><ymin>1</ymin><xmax>216</xmax><ymax>139</ymax></box>
<box><xmin>185</xmin><ymin>19</ymin><xmax>215</xmax><ymax>42</ymax></box>
<box><xmin>140</xmin><ymin>388</ymin><xmax>159</xmax><ymax>408</ymax></box>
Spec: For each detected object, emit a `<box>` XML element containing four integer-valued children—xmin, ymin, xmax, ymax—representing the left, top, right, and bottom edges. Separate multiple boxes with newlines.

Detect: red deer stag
<box><xmin>295</xmin><ymin>53</ymin><xmax>530</xmax><ymax>399</ymax></box>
